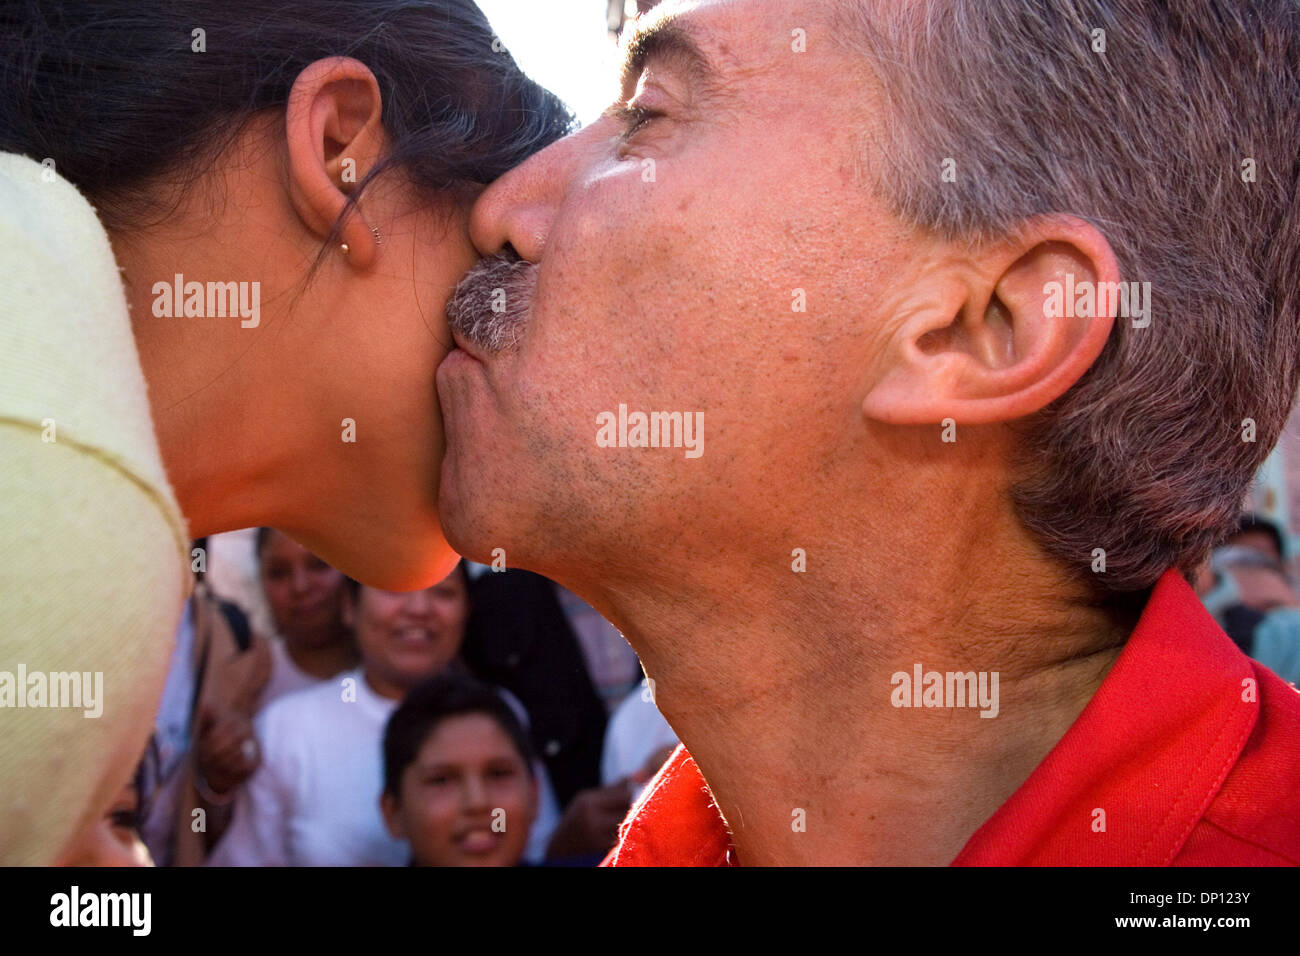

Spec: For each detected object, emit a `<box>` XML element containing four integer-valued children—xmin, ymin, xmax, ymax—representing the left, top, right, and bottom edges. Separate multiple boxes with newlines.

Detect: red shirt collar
<box><xmin>603</xmin><ymin>569</ymin><xmax>1259</xmax><ymax>866</ymax></box>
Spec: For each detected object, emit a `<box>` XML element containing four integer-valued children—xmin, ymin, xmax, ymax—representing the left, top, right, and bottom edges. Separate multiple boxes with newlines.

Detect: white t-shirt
<box><xmin>257</xmin><ymin>637</ymin><xmax>326</xmax><ymax>713</ymax></box>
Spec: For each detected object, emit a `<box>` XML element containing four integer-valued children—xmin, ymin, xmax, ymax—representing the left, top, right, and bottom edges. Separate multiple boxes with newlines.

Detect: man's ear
<box><xmin>286</xmin><ymin>56</ymin><xmax>386</xmax><ymax>269</ymax></box>
<box><xmin>380</xmin><ymin>791</ymin><xmax>406</xmax><ymax>840</ymax></box>
<box><xmin>862</xmin><ymin>216</ymin><xmax>1120</xmax><ymax>426</ymax></box>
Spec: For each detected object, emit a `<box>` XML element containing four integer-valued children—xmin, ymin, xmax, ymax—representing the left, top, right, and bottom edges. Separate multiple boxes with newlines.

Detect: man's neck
<box><xmin>578</xmin><ymin>525</ymin><xmax>1134</xmax><ymax>866</ymax></box>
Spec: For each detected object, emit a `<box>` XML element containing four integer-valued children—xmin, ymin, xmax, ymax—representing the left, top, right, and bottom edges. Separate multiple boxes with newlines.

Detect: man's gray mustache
<box><xmin>446</xmin><ymin>252</ymin><xmax>536</xmax><ymax>354</ymax></box>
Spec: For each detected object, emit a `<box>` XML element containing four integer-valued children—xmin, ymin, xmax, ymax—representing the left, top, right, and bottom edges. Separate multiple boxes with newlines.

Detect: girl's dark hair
<box><xmin>0</xmin><ymin>0</ymin><xmax>573</xmax><ymax>231</ymax></box>
<box><xmin>383</xmin><ymin>671</ymin><xmax>536</xmax><ymax>797</ymax></box>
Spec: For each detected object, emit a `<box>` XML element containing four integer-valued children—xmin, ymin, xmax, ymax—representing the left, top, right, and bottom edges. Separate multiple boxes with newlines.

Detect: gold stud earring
<box><xmin>340</xmin><ymin>242</ymin><xmax>350</xmax><ymax>255</ymax></box>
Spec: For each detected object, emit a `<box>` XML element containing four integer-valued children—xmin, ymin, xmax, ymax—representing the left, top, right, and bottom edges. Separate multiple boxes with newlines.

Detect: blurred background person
<box><xmin>203</xmin><ymin>530</ymin><xmax>275</xmax><ymax>638</ymax></box>
<box><xmin>55</xmin><ymin>743</ymin><xmax>156</xmax><ymax>867</ymax></box>
<box><xmin>1198</xmin><ymin>514</ymin><xmax>1300</xmax><ymax>684</ymax></box>
<box><xmin>463</xmin><ymin>568</ymin><xmax>638</xmax><ymax>807</ymax></box>
<box><xmin>139</xmin><ymin>561</ymin><xmax>270</xmax><ymax>866</ymax></box>
<box><xmin>464</xmin><ymin>567</ymin><xmax>647</xmax><ymax>862</ymax></box>
<box><xmin>381</xmin><ymin>672</ymin><xmax>538</xmax><ymax>866</ymax></box>
<box><xmin>256</xmin><ymin>527</ymin><xmax>358</xmax><ymax>709</ymax></box>
<box><xmin>601</xmin><ymin>678</ymin><xmax>679</xmax><ymax>801</ymax></box>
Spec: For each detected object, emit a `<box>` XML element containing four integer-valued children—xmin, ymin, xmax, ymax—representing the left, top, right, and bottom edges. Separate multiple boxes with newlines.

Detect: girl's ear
<box><xmin>284</xmin><ymin>56</ymin><xmax>386</xmax><ymax>269</ymax></box>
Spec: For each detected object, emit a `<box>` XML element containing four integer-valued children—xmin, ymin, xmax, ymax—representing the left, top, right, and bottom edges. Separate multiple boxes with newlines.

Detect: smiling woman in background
<box><xmin>0</xmin><ymin>0</ymin><xmax>570</xmax><ymax>865</ymax></box>
<box><xmin>256</xmin><ymin>528</ymin><xmax>359</xmax><ymax>710</ymax></box>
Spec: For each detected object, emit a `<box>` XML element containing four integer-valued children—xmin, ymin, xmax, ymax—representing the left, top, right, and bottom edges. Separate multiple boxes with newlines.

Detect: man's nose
<box><xmin>469</xmin><ymin>132</ymin><xmax>583</xmax><ymax>262</ymax></box>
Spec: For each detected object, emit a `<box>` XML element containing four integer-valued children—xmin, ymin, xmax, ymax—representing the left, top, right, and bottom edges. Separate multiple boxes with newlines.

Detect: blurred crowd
<box><xmin>69</xmin><ymin>529</ymin><xmax>677</xmax><ymax>867</ymax></box>
<box><xmin>66</xmin><ymin>510</ymin><xmax>1300</xmax><ymax>867</ymax></box>
<box><xmin>1193</xmin><ymin>514</ymin><xmax>1300</xmax><ymax>686</ymax></box>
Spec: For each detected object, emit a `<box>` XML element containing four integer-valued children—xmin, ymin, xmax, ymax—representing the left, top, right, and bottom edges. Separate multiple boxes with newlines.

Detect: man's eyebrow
<box><xmin>620</xmin><ymin>17</ymin><xmax>719</xmax><ymax>94</ymax></box>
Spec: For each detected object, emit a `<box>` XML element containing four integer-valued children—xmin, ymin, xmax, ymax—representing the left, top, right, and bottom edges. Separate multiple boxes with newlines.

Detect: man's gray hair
<box><xmin>844</xmin><ymin>0</ymin><xmax>1300</xmax><ymax>595</ymax></box>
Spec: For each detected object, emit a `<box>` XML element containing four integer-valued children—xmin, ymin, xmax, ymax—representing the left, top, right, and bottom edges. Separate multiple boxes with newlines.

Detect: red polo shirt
<box><xmin>602</xmin><ymin>569</ymin><xmax>1300</xmax><ymax>865</ymax></box>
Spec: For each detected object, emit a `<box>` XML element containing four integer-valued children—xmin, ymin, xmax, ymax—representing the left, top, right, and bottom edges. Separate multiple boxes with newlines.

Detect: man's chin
<box><xmin>439</xmin><ymin>488</ymin><xmax>530</xmax><ymax>573</ymax></box>
<box><xmin>437</xmin><ymin>507</ymin><xmax>497</xmax><ymax>566</ymax></box>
